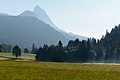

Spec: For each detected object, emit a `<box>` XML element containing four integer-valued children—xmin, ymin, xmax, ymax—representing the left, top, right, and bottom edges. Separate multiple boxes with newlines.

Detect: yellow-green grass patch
<box><xmin>0</xmin><ymin>61</ymin><xmax>120</xmax><ymax>80</ymax></box>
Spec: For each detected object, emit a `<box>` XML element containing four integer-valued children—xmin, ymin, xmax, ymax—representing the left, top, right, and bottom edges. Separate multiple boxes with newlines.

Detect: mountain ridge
<box><xmin>0</xmin><ymin>15</ymin><xmax>68</xmax><ymax>48</ymax></box>
<box><xmin>0</xmin><ymin>6</ymin><xmax>88</xmax><ymax>48</ymax></box>
<box><xmin>19</xmin><ymin>6</ymin><xmax>88</xmax><ymax>40</ymax></box>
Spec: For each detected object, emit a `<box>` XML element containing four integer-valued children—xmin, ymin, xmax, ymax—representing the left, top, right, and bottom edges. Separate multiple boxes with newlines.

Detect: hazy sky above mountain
<box><xmin>0</xmin><ymin>0</ymin><xmax>120</xmax><ymax>38</ymax></box>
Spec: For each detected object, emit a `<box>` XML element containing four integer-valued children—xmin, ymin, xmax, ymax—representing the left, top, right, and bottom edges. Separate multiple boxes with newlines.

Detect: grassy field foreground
<box><xmin>0</xmin><ymin>61</ymin><xmax>120</xmax><ymax>80</ymax></box>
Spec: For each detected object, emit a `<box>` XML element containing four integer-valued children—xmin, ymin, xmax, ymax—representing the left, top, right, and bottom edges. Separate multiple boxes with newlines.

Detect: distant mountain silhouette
<box><xmin>0</xmin><ymin>15</ymin><xmax>68</xmax><ymax>48</ymax></box>
<box><xmin>19</xmin><ymin>6</ymin><xmax>88</xmax><ymax>40</ymax></box>
<box><xmin>0</xmin><ymin>6</ymin><xmax>88</xmax><ymax>48</ymax></box>
<box><xmin>19</xmin><ymin>6</ymin><xmax>56</xmax><ymax>28</ymax></box>
<box><xmin>19</xmin><ymin>10</ymin><xmax>35</xmax><ymax>17</ymax></box>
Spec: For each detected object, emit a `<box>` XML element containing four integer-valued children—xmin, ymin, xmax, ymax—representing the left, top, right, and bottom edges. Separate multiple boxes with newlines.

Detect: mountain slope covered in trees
<box><xmin>36</xmin><ymin>25</ymin><xmax>120</xmax><ymax>63</ymax></box>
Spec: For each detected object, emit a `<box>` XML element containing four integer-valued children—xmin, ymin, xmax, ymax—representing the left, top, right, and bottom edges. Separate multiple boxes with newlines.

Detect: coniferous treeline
<box><xmin>35</xmin><ymin>39</ymin><xmax>96</xmax><ymax>62</ymax></box>
<box><xmin>35</xmin><ymin>24</ymin><xmax>120</xmax><ymax>63</ymax></box>
<box><xmin>96</xmin><ymin>24</ymin><xmax>120</xmax><ymax>63</ymax></box>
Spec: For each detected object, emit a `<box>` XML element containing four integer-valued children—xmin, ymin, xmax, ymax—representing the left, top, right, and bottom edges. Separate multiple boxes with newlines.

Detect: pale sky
<box><xmin>0</xmin><ymin>0</ymin><xmax>120</xmax><ymax>39</ymax></box>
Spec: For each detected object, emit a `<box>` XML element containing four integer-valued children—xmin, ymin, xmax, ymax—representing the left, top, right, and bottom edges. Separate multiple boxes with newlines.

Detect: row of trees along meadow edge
<box><xmin>35</xmin><ymin>24</ymin><xmax>120</xmax><ymax>63</ymax></box>
<box><xmin>0</xmin><ymin>44</ymin><xmax>34</xmax><ymax>58</ymax></box>
<box><xmin>0</xmin><ymin>43</ymin><xmax>36</xmax><ymax>54</ymax></box>
<box><xmin>1</xmin><ymin>24</ymin><xmax>120</xmax><ymax>63</ymax></box>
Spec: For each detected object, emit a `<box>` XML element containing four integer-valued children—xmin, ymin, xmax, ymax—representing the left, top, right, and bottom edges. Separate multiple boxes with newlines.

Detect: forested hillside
<box><xmin>36</xmin><ymin>25</ymin><xmax>120</xmax><ymax>63</ymax></box>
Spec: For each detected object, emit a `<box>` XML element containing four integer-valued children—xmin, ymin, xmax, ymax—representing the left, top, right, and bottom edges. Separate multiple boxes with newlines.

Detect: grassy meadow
<box><xmin>0</xmin><ymin>53</ymin><xmax>120</xmax><ymax>80</ymax></box>
<box><xmin>0</xmin><ymin>53</ymin><xmax>35</xmax><ymax>61</ymax></box>
<box><xmin>0</xmin><ymin>61</ymin><xmax>120</xmax><ymax>80</ymax></box>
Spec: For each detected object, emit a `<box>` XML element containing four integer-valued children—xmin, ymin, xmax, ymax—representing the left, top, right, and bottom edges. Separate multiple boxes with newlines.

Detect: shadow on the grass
<box><xmin>6</xmin><ymin>58</ymin><xmax>24</xmax><ymax>60</ymax></box>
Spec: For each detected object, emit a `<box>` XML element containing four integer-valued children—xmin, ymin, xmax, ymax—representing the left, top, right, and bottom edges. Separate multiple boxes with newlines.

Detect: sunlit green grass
<box><xmin>0</xmin><ymin>61</ymin><xmax>120</xmax><ymax>80</ymax></box>
<box><xmin>0</xmin><ymin>53</ymin><xmax>35</xmax><ymax>61</ymax></box>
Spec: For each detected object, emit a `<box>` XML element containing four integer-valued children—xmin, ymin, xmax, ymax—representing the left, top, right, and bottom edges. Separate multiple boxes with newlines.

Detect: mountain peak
<box><xmin>33</xmin><ymin>6</ymin><xmax>56</xmax><ymax>28</ymax></box>
<box><xmin>34</xmin><ymin>6</ymin><xmax>44</xmax><ymax>12</ymax></box>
